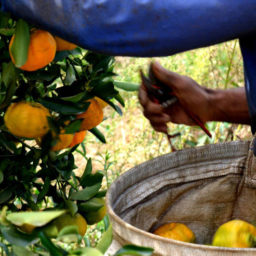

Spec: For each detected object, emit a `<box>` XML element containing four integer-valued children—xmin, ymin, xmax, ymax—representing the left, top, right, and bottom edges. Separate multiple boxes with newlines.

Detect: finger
<box><xmin>143</xmin><ymin>100</ymin><xmax>163</xmax><ymax>115</ymax></box>
<box><xmin>150</xmin><ymin>61</ymin><xmax>181</xmax><ymax>91</ymax></box>
<box><xmin>143</xmin><ymin>112</ymin><xmax>170</xmax><ymax>124</ymax></box>
<box><xmin>150</xmin><ymin>122</ymin><xmax>168</xmax><ymax>134</ymax></box>
<box><xmin>138</xmin><ymin>84</ymin><xmax>148</xmax><ymax>106</ymax></box>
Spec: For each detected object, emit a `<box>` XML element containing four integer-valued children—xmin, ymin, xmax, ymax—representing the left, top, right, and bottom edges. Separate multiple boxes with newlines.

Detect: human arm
<box><xmin>2</xmin><ymin>0</ymin><xmax>256</xmax><ymax>57</ymax></box>
<box><xmin>138</xmin><ymin>62</ymin><xmax>250</xmax><ymax>134</ymax></box>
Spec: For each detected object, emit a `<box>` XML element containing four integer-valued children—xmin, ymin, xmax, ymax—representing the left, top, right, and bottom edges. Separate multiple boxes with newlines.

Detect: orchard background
<box><xmin>0</xmin><ymin>6</ymin><xmax>251</xmax><ymax>256</ymax></box>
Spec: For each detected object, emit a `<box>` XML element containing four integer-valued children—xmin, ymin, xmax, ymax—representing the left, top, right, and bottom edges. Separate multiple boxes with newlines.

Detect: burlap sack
<box><xmin>106</xmin><ymin>140</ymin><xmax>256</xmax><ymax>256</ymax></box>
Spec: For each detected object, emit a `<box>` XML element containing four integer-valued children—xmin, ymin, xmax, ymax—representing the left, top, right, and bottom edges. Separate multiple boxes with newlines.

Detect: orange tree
<box><xmin>0</xmin><ymin>9</ymin><xmax>154</xmax><ymax>256</ymax></box>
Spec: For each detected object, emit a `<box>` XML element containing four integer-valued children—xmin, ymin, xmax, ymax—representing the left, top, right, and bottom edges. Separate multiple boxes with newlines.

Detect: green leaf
<box><xmin>39</xmin><ymin>98</ymin><xmax>89</xmax><ymax>115</ymax></box>
<box><xmin>113</xmin><ymin>81</ymin><xmax>140</xmax><ymax>91</ymax></box>
<box><xmin>114</xmin><ymin>93</ymin><xmax>125</xmax><ymax>107</ymax></box>
<box><xmin>10</xmin><ymin>19</ymin><xmax>30</xmax><ymax>67</ymax></box>
<box><xmin>80</xmin><ymin>172</ymin><xmax>104</xmax><ymax>188</ymax></box>
<box><xmin>0</xmin><ymin>188</ymin><xmax>12</xmax><ymax>204</ymax></box>
<box><xmin>7</xmin><ymin>210</ymin><xmax>66</xmax><ymax>228</ymax></box>
<box><xmin>64</xmin><ymin>64</ymin><xmax>76</xmax><ymax>85</ymax></box>
<box><xmin>95</xmin><ymin>190</ymin><xmax>107</xmax><ymax>198</ymax></box>
<box><xmin>12</xmin><ymin>245</ymin><xmax>37</xmax><ymax>256</ymax></box>
<box><xmin>96</xmin><ymin>224</ymin><xmax>113</xmax><ymax>254</ymax></box>
<box><xmin>80</xmin><ymin>158</ymin><xmax>92</xmax><ymax>186</ymax></box>
<box><xmin>38</xmin><ymin>232</ymin><xmax>68</xmax><ymax>256</ymax></box>
<box><xmin>71</xmin><ymin>247</ymin><xmax>103</xmax><ymax>256</ymax></box>
<box><xmin>57</xmin><ymin>225</ymin><xmax>79</xmax><ymax>243</ymax></box>
<box><xmin>60</xmin><ymin>92</ymin><xmax>86</xmax><ymax>103</ymax></box>
<box><xmin>1</xmin><ymin>62</ymin><xmax>17</xmax><ymax>109</ymax></box>
<box><xmin>89</xmin><ymin>127</ymin><xmax>106</xmax><ymax>143</ymax></box>
<box><xmin>0</xmin><ymin>28</ymin><xmax>15</xmax><ymax>36</ymax></box>
<box><xmin>70</xmin><ymin>183</ymin><xmax>102</xmax><ymax>201</ymax></box>
<box><xmin>65</xmin><ymin>200</ymin><xmax>78</xmax><ymax>216</ymax></box>
<box><xmin>0</xmin><ymin>170</ymin><xmax>3</xmax><ymax>184</ymax></box>
<box><xmin>64</xmin><ymin>120</ymin><xmax>82</xmax><ymax>134</ymax></box>
<box><xmin>114</xmin><ymin>245</ymin><xmax>154</xmax><ymax>256</ymax></box>
<box><xmin>37</xmin><ymin>177</ymin><xmax>50</xmax><ymax>202</ymax></box>
<box><xmin>0</xmin><ymin>133</ymin><xmax>18</xmax><ymax>153</ymax></box>
<box><xmin>79</xmin><ymin>198</ymin><xmax>104</xmax><ymax>213</ymax></box>
<box><xmin>1</xmin><ymin>226</ymin><xmax>38</xmax><ymax>247</ymax></box>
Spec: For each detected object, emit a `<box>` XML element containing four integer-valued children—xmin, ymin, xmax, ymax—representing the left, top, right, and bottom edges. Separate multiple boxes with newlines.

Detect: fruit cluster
<box><xmin>153</xmin><ymin>219</ymin><xmax>256</xmax><ymax>248</ymax></box>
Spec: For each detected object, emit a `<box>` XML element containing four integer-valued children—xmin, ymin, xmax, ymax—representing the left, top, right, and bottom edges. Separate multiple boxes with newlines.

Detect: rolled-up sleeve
<box><xmin>2</xmin><ymin>0</ymin><xmax>256</xmax><ymax>57</ymax></box>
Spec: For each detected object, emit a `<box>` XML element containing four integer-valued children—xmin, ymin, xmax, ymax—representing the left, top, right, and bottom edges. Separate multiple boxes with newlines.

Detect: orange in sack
<box><xmin>54</xmin><ymin>36</ymin><xmax>77</xmax><ymax>51</ymax></box>
<box><xmin>77</xmin><ymin>99</ymin><xmax>103</xmax><ymax>131</ymax></box>
<box><xmin>69</xmin><ymin>130</ymin><xmax>87</xmax><ymax>148</ymax></box>
<box><xmin>9</xmin><ymin>30</ymin><xmax>56</xmax><ymax>71</ymax></box>
<box><xmin>153</xmin><ymin>223</ymin><xmax>195</xmax><ymax>243</ymax></box>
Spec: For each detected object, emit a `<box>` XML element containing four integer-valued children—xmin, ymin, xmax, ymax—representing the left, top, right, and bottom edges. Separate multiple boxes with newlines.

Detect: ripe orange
<box><xmin>77</xmin><ymin>99</ymin><xmax>103</xmax><ymax>131</ymax></box>
<box><xmin>9</xmin><ymin>29</ymin><xmax>56</xmax><ymax>71</ymax></box>
<box><xmin>51</xmin><ymin>132</ymin><xmax>74</xmax><ymax>151</ymax></box>
<box><xmin>212</xmin><ymin>220</ymin><xmax>256</xmax><ymax>248</ymax></box>
<box><xmin>153</xmin><ymin>223</ymin><xmax>195</xmax><ymax>243</ymax></box>
<box><xmin>53</xmin><ymin>213</ymin><xmax>87</xmax><ymax>237</ymax></box>
<box><xmin>54</xmin><ymin>36</ymin><xmax>77</xmax><ymax>51</ymax></box>
<box><xmin>69</xmin><ymin>130</ymin><xmax>87</xmax><ymax>148</ymax></box>
<box><xmin>95</xmin><ymin>97</ymin><xmax>108</xmax><ymax>109</ymax></box>
<box><xmin>4</xmin><ymin>101</ymin><xmax>50</xmax><ymax>138</ymax></box>
<box><xmin>83</xmin><ymin>198</ymin><xmax>106</xmax><ymax>225</ymax></box>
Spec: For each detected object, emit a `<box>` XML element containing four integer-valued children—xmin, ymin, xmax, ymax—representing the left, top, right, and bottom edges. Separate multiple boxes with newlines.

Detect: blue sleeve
<box><xmin>240</xmin><ymin>37</ymin><xmax>256</xmax><ymax>134</ymax></box>
<box><xmin>2</xmin><ymin>0</ymin><xmax>256</xmax><ymax>57</ymax></box>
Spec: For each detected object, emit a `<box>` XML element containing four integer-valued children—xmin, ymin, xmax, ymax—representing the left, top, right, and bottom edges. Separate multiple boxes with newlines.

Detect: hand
<box><xmin>138</xmin><ymin>62</ymin><xmax>216</xmax><ymax>133</ymax></box>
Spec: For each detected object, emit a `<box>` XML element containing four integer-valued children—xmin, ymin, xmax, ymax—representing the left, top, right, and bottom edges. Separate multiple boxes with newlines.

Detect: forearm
<box><xmin>208</xmin><ymin>87</ymin><xmax>251</xmax><ymax>125</ymax></box>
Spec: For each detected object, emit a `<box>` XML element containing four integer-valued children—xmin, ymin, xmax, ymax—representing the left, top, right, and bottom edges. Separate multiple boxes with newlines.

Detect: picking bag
<box><xmin>106</xmin><ymin>139</ymin><xmax>256</xmax><ymax>255</ymax></box>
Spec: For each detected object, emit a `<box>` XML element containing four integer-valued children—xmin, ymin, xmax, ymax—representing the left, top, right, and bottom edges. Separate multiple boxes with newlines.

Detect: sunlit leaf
<box><xmin>96</xmin><ymin>224</ymin><xmax>112</xmax><ymax>254</ymax></box>
<box><xmin>7</xmin><ymin>210</ymin><xmax>66</xmax><ymax>227</ymax></box>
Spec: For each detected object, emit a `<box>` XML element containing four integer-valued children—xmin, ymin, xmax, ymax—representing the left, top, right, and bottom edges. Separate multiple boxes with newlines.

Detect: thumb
<box><xmin>151</xmin><ymin>62</ymin><xmax>181</xmax><ymax>92</ymax></box>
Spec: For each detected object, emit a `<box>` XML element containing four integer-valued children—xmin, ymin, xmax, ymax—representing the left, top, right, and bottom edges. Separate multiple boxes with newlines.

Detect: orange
<box><xmin>153</xmin><ymin>223</ymin><xmax>195</xmax><ymax>243</ymax></box>
<box><xmin>51</xmin><ymin>132</ymin><xmax>74</xmax><ymax>151</ymax></box>
<box><xmin>212</xmin><ymin>220</ymin><xmax>256</xmax><ymax>248</ymax></box>
<box><xmin>83</xmin><ymin>198</ymin><xmax>106</xmax><ymax>225</ymax></box>
<box><xmin>77</xmin><ymin>99</ymin><xmax>103</xmax><ymax>131</ymax></box>
<box><xmin>95</xmin><ymin>97</ymin><xmax>108</xmax><ymax>109</ymax></box>
<box><xmin>4</xmin><ymin>101</ymin><xmax>50</xmax><ymax>138</ymax></box>
<box><xmin>54</xmin><ymin>36</ymin><xmax>77</xmax><ymax>51</ymax></box>
<box><xmin>69</xmin><ymin>131</ymin><xmax>87</xmax><ymax>148</ymax></box>
<box><xmin>53</xmin><ymin>213</ymin><xmax>87</xmax><ymax>237</ymax></box>
<box><xmin>9</xmin><ymin>29</ymin><xmax>56</xmax><ymax>71</ymax></box>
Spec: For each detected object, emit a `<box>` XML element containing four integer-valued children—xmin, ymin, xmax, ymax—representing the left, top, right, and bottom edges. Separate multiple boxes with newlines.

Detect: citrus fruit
<box><xmin>153</xmin><ymin>223</ymin><xmax>195</xmax><ymax>243</ymax></box>
<box><xmin>95</xmin><ymin>97</ymin><xmax>108</xmax><ymax>109</ymax></box>
<box><xmin>77</xmin><ymin>99</ymin><xmax>103</xmax><ymax>131</ymax></box>
<box><xmin>9</xmin><ymin>29</ymin><xmax>56</xmax><ymax>71</ymax></box>
<box><xmin>4</xmin><ymin>101</ymin><xmax>50</xmax><ymax>138</ymax></box>
<box><xmin>212</xmin><ymin>219</ymin><xmax>256</xmax><ymax>248</ymax></box>
<box><xmin>84</xmin><ymin>198</ymin><xmax>106</xmax><ymax>225</ymax></box>
<box><xmin>19</xmin><ymin>223</ymin><xmax>36</xmax><ymax>234</ymax></box>
<box><xmin>51</xmin><ymin>132</ymin><xmax>74</xmax><ymax>151</ymax></box>
<box><xmin>54</xmin><ymin>36</ymin><xmax>77</xmax><ymax>51</ymax></box>
<box><xmin>53</xmin><ymin>213</ymin><xmax>87</xmax><ymax>237</ymax></box>
<box><xmin>69</xmin><ymin>130</ymin><xmax>87</xmax><ymax>148</ymax></box>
